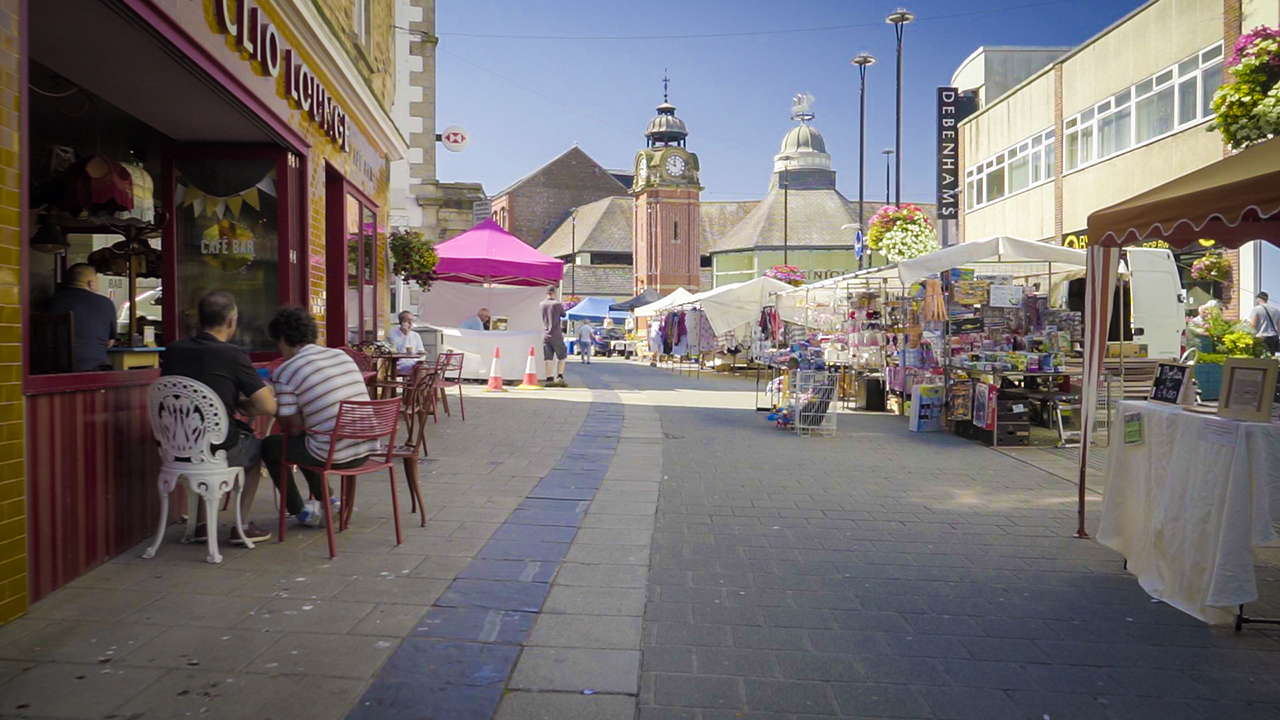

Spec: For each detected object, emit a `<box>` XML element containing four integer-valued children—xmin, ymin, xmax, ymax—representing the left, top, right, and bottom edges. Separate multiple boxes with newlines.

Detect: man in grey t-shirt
<box><xmin>540</xmin><ymin>286</ymin><xmax>567</xmax><ymax>386</ymax></box>
<box><xmin>1250</xmin><ymin>291</ymin><xmax>1280</xmax><ymax>355</ymax></box>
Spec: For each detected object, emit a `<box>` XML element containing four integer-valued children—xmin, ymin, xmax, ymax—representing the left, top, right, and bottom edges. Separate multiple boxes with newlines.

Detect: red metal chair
<box><xmin>434</xmin><ymin>351</ymin><xmax>466</xmax><ymax>420</ymax></box>
<box><xmin>276</xmin><ymin>398</ymin><xmax>403</xmax><ymax>558</ymax></box>
<box><xmin>340</xmin><ymin>347</ymin><xmax>379</xmax><ymax>398</ymax></box>
<box><xmin>389</xmin><ymin>364</ymin><xmax>436</xmax><ymax>526</ymax></box>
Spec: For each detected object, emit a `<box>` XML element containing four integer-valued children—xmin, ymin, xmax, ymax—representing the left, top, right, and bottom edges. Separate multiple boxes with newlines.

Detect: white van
<box><xmin>1068</xmin><ymin>247</ymin><xmax>1186</xmax><ymax>359</ymax></box>
<box><xmin>1124</xmin><ymin>248</ymin><xmax>1187</xmax><ymax>359</ymax></box>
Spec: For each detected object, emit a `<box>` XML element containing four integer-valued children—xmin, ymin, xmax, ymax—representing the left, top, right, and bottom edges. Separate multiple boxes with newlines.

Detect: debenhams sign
<box><xmin>936</xmin><ymin>87</ymin><xmax>976</xmax><ymax>218</ymax></box>
<box><xmin>216</xmin><ymin>0</ymin><xmax>351</xmax><ymax>152</ymax></box>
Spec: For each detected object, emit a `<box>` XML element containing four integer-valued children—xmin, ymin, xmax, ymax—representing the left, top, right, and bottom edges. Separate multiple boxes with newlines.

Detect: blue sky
<box><xmin>434</xmin><ymin>0</ymin><xmax>1140</xmax><ymax>204</ymax></box>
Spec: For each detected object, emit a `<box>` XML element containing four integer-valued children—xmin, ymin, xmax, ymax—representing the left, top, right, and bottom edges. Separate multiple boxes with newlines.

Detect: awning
<box><xmin>610</xmin><ymin>289</ymin><xmax>662</xmax><ymax>312</ymax></box>
<box><xmin>565</xmin><ymin>296</ymin><xmax>629</xmax><ymax>323</ymax></box>
<box><xmin>1087</xmin><ymin>136</ymin><xmax>1280</xmax><ymax>248</ymax></box>
<box><xmin>897</xmin><ymin>236</ymin><xmax>1086</xmax><ymax>285</ymax></box>
<box><xmin>1075</xmin><ymin>136</ymin><xmax>1280</xmax><ymax>539</ymax></box>
<box><xmin>634</xmin><ymin>287</ymin><xmax>695</xmax><ymax>317</ymax></box>
<box><xmin>685</xmin><ymin>276</ymin><xmax>793</xmax><ymax>335</ymax></box>
<box><xmin>433</xmin><ymin>219</ymin><xmax>565</xmax><ymax>287</ymax></box>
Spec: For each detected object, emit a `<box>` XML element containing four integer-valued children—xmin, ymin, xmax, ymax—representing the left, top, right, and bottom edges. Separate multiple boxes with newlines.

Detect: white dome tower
<box><xmin>773</xmin><ymin>93</ymin><xmax>836</xmax><ymax>190</ymax></box>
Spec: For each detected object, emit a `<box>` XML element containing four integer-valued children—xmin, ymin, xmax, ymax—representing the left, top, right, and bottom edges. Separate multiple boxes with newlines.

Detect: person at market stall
<box><xmin>388</xmin><ymin>310</ymin><xmax>425</xmax><ymax>374</ymax></box>
<box><xmin>541</xmin><ymin>286</ymin><xmax>567</xmax><ymax>386</ymax></box>
<box><xmin>43</xmin><ymin>263</ymin><xmax>117</xmax><ymax>372</ymax></box>
<box><xmin>1248</xmin><ymin>291</ymin><xmax>1279</xmax><ymax>355</ymax></box>
<box><xmin>459</xmin><ymin>307</ymin><xmax>491</xmax><ymax>331</ymax></box>
<box><xmin>261</xmin><ymin>307</ymin><xmax>378</xmax><ymax>523</ymax></box>
<box><xmin>575</xmin><ymin>319</ymin><xmax>596</xmax><ymax>364</ymax></box>
<box><xmin>161</xmin><ymin>290</ymin><xmax>277</xmax><ymax>544</ymax></box>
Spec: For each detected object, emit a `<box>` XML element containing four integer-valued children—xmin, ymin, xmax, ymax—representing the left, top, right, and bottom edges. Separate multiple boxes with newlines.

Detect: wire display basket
<box><xmin>792</xmin><ymin>370</ymin><xmax>839</xmax><ymax>437</ymax></box>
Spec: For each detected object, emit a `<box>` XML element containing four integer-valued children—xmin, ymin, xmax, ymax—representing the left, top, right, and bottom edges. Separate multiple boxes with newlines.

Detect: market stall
<box><xmin>652</xmin><ymin>277</ymin><xmax>791</xmax><ymax>374</ymax></box>
<box><xmin>1081</xmin><ymin>135</ymin><xmax>1280</xmax><ymax>624</ymax></box>
<box><xmin>417</xmin><ymin>220</ymin><xmax>563</xmax><ymax>380</ymax></box>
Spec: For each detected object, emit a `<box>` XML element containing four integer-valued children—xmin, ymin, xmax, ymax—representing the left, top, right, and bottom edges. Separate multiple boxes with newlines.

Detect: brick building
<box><xmin>4</xmin><ymin>0</ymin><xmax>407</xmax><ymax>624</ymax></box>
<box><xmin>488</xmin><ymin>146</ymin><xmax>631</xmax><ymax>248</ymax></box>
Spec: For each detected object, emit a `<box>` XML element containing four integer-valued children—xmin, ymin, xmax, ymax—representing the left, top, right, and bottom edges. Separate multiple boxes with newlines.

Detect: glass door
<box><xmin>326</xmin><ymin>169</ymin><xmax>380</xmax><ymax>346</ymax></box>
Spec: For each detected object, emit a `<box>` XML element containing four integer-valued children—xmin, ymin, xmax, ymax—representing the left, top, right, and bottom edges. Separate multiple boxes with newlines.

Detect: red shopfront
<box><xmin>16</xmin><ymin>0</ymin><xmax>398</xmax><ymax>606</ymax></box>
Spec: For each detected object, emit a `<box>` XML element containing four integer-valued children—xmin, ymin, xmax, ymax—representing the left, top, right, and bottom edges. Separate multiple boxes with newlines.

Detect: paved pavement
<box><xmin>2</xmin><ymin>358</ymin><xmax>1280</xmax><ymax>719</ymax></box>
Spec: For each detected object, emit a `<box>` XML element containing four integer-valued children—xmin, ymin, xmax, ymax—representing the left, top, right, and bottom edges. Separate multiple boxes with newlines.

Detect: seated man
<box><xmin>388</xmin><ymin>310</ymin><xmax>425</xmax><ymax>375</ymax></box>
<box><xmin>262</xmin><ymin>307</ymin><xmax>378</xmax><ymax>523</ymax></box>
<box><xmin>459</xmin><ymin>307</ymin><xmax>490</xmax><ymax>331</ymax></box>
<box><xmin>44</xmin><ymin>263</ymin><xmax>118</xmax><ymax>372</ymax></box>
<box><xmin>161</xmin><ymin>290</ymin><xmax>276</xmax><ymax>543</ymax></box>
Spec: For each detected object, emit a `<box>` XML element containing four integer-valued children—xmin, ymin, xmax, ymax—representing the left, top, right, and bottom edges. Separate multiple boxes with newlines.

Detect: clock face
<box><xmin>664</xmin><ymin>154</ymin><xmax>687</xmax><ymax>178</ymax></box>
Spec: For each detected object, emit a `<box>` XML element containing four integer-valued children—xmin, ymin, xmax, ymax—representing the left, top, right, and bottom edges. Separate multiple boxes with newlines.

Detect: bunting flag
<box><xmin>178</xmin><ymin>170</ymin><xmax>276</xmax><ymax>220</ymax></box>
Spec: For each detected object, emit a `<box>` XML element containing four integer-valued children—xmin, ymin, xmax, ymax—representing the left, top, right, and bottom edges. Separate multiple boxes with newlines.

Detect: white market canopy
<box><xmin>672</xmin><ymin>276</ymin><xmax>793</xmax><ymax>334</ymax></box>
<box><xmin>896</xmin><ymin>236</ymin><xmax>1087</xmax><ymax>285</ymax></box>
<box><xmin>634</xmin><ymin>287</ymin><xmax>695</xmax><ymax>318</ymax></box>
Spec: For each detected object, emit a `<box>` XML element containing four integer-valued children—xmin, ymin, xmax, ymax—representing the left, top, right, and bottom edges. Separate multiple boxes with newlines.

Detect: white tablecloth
<box><xmin>1098</xmin><ymin>400</ymin><xmax>1280</xmax><ymax>624</ymax></box>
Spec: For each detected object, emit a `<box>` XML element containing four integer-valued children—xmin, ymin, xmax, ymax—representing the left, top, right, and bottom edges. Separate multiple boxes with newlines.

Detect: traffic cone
<box><xmin>517</xmin><ymin>346</ymin><xmax>542</xmax><ymax>389</ymax></box>
<box><xmin>485</xmin><ymin>346</ymin><xmax>506</xmax><ymax>392</ymax></box>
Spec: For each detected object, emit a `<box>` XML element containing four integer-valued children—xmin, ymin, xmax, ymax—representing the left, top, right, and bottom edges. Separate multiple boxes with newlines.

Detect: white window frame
<box><xmin>354</xmin><ymin>0</ymin><xmax>370</xmax><ymax>48</ymax></box>
<box><xmin>964</xmin><ymin>127</ymin><xmax>1055</xmax><ymax>212</ymax></box>
<box><xmin>1063</xmin><ymin>41</ymin><xmax>1223</xmax><ymax>176</ymax></box>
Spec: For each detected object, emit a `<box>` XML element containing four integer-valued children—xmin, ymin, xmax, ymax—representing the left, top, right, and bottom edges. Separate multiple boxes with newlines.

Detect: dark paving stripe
<box><xmin>347</xmin><ymin>384</ymin><xmax>622</xmax><ymax>720</ymax></box>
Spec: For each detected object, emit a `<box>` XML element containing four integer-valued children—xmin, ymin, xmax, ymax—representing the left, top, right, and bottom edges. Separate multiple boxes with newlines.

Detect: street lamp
<box><xmin>570</xmin><ymin>208</ymin><xmax>577</xmax><ymax>297</ymax></box>
<box><xmin>778</xmin><ymin>154</ymin><xmax>793</xmax><ymax>266</ymax></box>
<box><xmin>882</xmin><ymin>148</ymin><xmax>894</xmax><ymax>206</ymax></box>
<box><xmin>851</xmin><ymin>52</ymin><xmax>875</xmax><ymax>269</ymax></box>
<box><xmin>886</xmin><ymin>8</ymin><xmax>914</xmax><ymax>208</ymax></box>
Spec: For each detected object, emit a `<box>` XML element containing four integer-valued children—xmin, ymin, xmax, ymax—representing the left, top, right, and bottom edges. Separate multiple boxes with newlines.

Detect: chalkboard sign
<box><xmin>947</xmin><ymin>316</ymin><xmax>984</xmax><ymax>335</ymax></box>
<box><xmin>1149</xmin><ymin>362</ymin><xmax>1193</xmax><ymax>405</ymax></box>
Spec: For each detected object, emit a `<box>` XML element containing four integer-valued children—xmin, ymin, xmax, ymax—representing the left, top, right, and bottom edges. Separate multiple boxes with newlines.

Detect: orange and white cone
<box><xmin>485</xmin><ymin>346</ymin><xmax>506</xmax><ymax>392</ymax></box>
<box><xmin>517</xmin><ymin>346</ymin><xmax>542</xmax><ymax>389</ymax></box>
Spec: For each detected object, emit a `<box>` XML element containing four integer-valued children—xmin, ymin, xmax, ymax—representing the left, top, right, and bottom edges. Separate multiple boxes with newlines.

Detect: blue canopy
<box><xmin>565</xmin><ymin>296</ymin><xmax>629</xmax><ymax>323</ymax></box>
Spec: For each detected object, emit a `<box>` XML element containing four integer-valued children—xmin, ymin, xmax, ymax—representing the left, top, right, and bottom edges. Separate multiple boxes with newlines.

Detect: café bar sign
<box><xmin>216</xmin><ymin>0</ymin><xmax>350</xmax><ymax>152</ymax></box>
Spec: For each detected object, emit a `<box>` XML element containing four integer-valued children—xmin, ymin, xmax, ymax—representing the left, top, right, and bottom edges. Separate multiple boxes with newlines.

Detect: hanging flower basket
<box><xmin>562</xmin><ymin>296</ymin><xmax>582</xmax><ymax>311</ymax></box>
<box><xmin>1191</xmin><ymin>249</ymin><xmax>1231</xmax><ymax>283</ymax></box>
<box><xmin>388</xmin><ymin>228</ymin><xmax>438</xmax><ymax>288</ymax></box>
<box><xmin>866</xmin><ymin>204</ymin><xmax>939</xmax><ymax>262</ymax></box>
<box><xmin>1210</xmin><ymin>25</ymin><xmax>1280</xmax><ymax>149</ymax></box>
<box><xmin>765</xmin><ymin>265</ymin><xmax>806</xmax><ymax>286</ymax></box>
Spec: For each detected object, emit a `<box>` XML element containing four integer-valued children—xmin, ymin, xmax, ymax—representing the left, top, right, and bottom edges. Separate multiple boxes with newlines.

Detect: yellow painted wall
<box><xmin>963</xmin><ymin>183</ymin><xmax>1056</xmax><ymax>243</ymax></box>
<box><xmin>0</xmin><ymin>0</ymin><xmax>25</xmax><ymax>625</ymax></box>
<box><xmin>1061</xmin><ymin>0</ymin><xmax>1222</xmax><ymax>114</ymax></box>
<box><xmin>964</xmin><ymin>70</ymin><xmax>1056</xmax><ymax>164</ymax></box>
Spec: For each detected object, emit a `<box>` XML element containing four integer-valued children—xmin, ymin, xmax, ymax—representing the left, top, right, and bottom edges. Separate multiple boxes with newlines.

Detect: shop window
<box><xmin>326</xmin><ymin>172</ymin><xmax>380</xmax><ymax>347</ymax></box>
<box><xmin>174</xmin><ymin>156</ymin><xmax>282</xmax><ymax>350</ymax></box>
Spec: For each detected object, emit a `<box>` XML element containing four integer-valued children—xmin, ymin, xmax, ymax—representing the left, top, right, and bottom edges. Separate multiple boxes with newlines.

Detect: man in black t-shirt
<box><xmin>162</xmin><ymin>291</ymin><xmax>277</xmax><ymax>543</ymax></box>
<box><xmin>44</xmin><ymin>264</ymin><xmax>117</xmax><ymax>371</ymax></box>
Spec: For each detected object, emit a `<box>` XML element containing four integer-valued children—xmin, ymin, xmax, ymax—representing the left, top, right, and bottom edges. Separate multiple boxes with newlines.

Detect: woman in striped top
<box><xmin>261</xmin><ymin>308</ymin><xmax>376</xmax><ymax>519</ymax></box>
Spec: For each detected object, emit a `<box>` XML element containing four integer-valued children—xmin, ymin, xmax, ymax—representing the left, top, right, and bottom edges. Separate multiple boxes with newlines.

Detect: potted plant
<box><xmin>1188</xmin><ymin>304</ymin><xmax>1266</xmax><ymax>399</ymax></box>
<box><xmin>1209</xmin><ymin>25</ymin><xmax>1280</xmax><ymax>150</ymax></box>
<box><xmin>866</xmin><ymin>204</ymin><xmax>939</xmax><ymax>262</ymax></box>
<box><xmin>388</xmin><ymin>228</ymin><xmax>439</xmax><ymax>288</ymax></box>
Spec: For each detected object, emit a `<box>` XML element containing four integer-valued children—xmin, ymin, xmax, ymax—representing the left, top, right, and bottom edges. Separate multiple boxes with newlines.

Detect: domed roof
<box><xmin>646</xmin><ymin>101</ymin><xmax>688</xmax><ymax>144</ymax></box>
<box><xmin>779</xmin><ymin>124</ymin><xmax>827</xmax><ymax>155</ymax></box>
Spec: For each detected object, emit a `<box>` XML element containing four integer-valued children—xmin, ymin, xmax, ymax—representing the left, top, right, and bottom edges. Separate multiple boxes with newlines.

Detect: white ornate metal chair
<box><xmin>144</xmin><ymin>377</ymin><xmax>254</xmax><ymax>563</ymax></box>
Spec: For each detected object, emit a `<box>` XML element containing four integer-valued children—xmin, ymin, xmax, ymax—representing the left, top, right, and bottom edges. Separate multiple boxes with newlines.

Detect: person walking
<box><xmin>575</xmin><ymin>320</ymin><xmax>596</xmax><ymax>364</ymax></box>
<box><xmin>540</xmin><ymin>286</ymin><xmax>567</xmax><ymax>386</ymax></box>
<box><xmin>1250</xmin><ymin>291</ymin><xmax>1280</xmax><ymax>355</ymax></box>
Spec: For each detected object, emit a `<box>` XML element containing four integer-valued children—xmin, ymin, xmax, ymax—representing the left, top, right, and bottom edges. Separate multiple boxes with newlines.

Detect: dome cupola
<box><xmin>773</xmin><ymin>93</ymin><xmax>836</xmax><ymax>189</ymax></box>
<box><xmin>645</xmin><ymin>75</ymin><xmax>688</xmax><ymax>147</ymax></box>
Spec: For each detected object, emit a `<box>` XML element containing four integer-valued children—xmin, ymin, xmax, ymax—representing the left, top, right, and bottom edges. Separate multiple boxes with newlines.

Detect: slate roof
<box><xmin>539</xmin><ymin>196</ymin><xmax>634</xmax><ymax>258</ymax></box>
<box><xmin>700</xmin><ymin>201</ymin><xmax>760</xmax><ymax>255</ymax></box>
<box><xmin>491</xmin><ymin>145</ymin><xmax>627</xmax><ymax>200</ymax></box>
<box><xmin>709</xmin><ymin>188</ymin><xmax>934</xmax><ymax>253</ymax></box>
<box><xmin>562</xmin><ymin>265</ymin><xmax>634</xmax><ymax>298</ymax></box>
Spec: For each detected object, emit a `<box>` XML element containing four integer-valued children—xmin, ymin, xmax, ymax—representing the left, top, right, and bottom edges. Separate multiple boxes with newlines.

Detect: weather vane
<box><xmin>791</xmin><ymin>92</ymin><xmax>815</xmax><ymax>123</ymax></box>
<box><xmin>663</xmin><ymin>70</ymin><xmax>670</xmax><ymax>103</ymax></box>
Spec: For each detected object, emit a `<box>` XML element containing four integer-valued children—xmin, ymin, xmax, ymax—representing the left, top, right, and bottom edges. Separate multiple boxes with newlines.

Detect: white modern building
<box><xmin>956</xmin><ymin>0</ymin><xmax>1280</xmax><ymax>319</ymax></box>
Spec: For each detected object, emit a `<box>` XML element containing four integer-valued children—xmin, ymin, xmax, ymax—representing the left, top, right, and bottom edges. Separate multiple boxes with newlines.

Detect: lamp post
<box><xmin>851</xmin><ymin>52</ymin><xmax>875</xmax><ymax>270</ymax></box>
<box><xmin>886</xmin><ymin>8</ymin><xmax>913</xmax><ymax>208</ymax></box>
<box><xmin>882</xmin><ymin>149</ymin><xmax>894</xmax><ymax>206</ymax></box>
<box><xmin>779</xmin><ymin>155</ymin><xmax>792</xmax><ymax>266</ymax></box>
<box><xmin>570</xmin><ymin>208</ymin><xmax>577</xmax><ymax>297</ymax></box>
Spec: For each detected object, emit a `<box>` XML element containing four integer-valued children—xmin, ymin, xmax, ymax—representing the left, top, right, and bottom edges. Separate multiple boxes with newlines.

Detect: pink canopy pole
<box><xmin>433</xmin><ymin>219</ymin><xmax>565</xmax><ymax>287</ymax></box>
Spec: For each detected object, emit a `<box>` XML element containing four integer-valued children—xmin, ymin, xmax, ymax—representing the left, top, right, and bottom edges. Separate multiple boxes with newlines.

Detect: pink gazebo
<box><xmin>434</xmin><ymin>219</ymin><xmax>564</xmax><ymax>286</ymax></box>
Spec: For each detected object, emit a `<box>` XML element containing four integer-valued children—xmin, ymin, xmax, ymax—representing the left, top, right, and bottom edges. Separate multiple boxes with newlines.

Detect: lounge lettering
<box><xmin>217</xmin><ymin>0</ymin><xmax>349</xmax><ymax>152</ymax></box>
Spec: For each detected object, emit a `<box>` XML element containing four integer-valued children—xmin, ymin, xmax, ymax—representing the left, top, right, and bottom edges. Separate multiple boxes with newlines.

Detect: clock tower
<box><xmin>632</xmin><ymin>79</ymin><xmax>702</xmax><ymax>294</ymax></box>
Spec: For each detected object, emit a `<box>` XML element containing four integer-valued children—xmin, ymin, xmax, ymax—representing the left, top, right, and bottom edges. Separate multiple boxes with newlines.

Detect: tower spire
<box><xmin>663</xmin><ymin>70</ymin><xmax>669</xmax><ymax>103</ymax></box>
